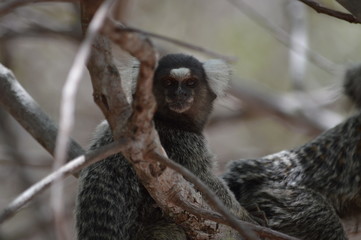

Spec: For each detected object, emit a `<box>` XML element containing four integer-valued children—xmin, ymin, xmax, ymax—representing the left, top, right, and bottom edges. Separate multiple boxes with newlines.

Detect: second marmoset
<box><xmin>223</xmin><ymin>64</ymin><xmax>361</xmax><ymax>240</ymax></box>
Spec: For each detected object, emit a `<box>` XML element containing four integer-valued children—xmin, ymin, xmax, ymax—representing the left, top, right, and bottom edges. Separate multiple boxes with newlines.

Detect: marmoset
<box><xmin>76</xmin><ymin>53</ymin><xmax>252</xmax><ymax>240</ymax></box>
<box><xmin>223</xmin><ymin>65</ymin><xmax>361</xmax><ymax>240</ymax></box>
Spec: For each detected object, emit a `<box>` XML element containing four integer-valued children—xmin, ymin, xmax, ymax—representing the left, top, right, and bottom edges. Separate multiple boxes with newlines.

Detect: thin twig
<box><xmin>51</xmin><ymin>0</ymin><xmax>114</xmax><ymax>239</ymax></box>
<box><xmin>106</xmin><ymin>23</ymin><xmax>158</xmax><ymax>136</ymax></box>
<box><xmin>108</xmin><ymin>18</ymin><xmax>238</xmax><ymax>63</ymax></box>
<box><xmin>0</xmin><ymin>139</ymin><xmax>127</xmax><ymax>224</ymax></box>
<box><xmin>296</xmin><ymin>0</ymin><xmax>361</xmax><ymax>24</ymax></box>
<box><xmin>227</xmin><ymin>0</ymin><xmax>343</xmax><ymax>75</ymax></box>
<box><xmin>0</xmin><ymin>0</ymin><xmax>78</xmax><ymax>17</ymax></box>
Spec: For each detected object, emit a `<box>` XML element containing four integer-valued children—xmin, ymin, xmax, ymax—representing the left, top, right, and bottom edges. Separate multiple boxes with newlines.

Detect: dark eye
<box><xmin>186</xmin><ymin>78</ymin><xmax>198</xmax><ymax>87</ymax></box>
<box><xmin>163</xmin><ymin>78</ymin><xmax>175</xmax><ymax>87</ymax></box>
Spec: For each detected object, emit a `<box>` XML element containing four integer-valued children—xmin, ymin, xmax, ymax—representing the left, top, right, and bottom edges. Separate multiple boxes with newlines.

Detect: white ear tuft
<box><xmin>203</xmin><ymin>59</ymin><xmax>231</xmax><ymax>96</ymax></box>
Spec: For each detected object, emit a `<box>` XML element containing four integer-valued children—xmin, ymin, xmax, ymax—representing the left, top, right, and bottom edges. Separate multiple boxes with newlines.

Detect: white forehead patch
<box><xmin>170</xmin><ymin>67</ymin><xmax>191</xmax><ymax>80</ymax></box>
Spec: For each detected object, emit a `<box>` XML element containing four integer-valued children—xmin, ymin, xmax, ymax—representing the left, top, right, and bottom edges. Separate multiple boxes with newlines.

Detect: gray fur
<box><xmin>75</xmin><ymin>54</ymin><xmax>249</xmax><ymax>240</ymax></box>
<box><xmin>223</xmin><ymin>67</ymin><xmax>361</xmax><ymax>240</ymax></box>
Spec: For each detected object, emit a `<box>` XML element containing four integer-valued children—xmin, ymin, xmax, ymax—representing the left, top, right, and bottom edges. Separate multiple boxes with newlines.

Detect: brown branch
<box><xmin>0</xmin><ymin>63</ymin><xmax>84</xmax><ymax>161</ymax></box>
<box><xmin>103</xmin><ymin>22</ymin><xmax>157</xmax><ymax>136</ymax></box>
<box><xmin>80</xmin><ymin>0</ymin><xmax>131</xmax><ymax>137</ymax></box>
<box><xmin>337</xmin><ymin>0</ymin><xmax>361</xmax><ymax>21</ymax></box>
<box><xmin>0</xmin><ymin>0</ymin><xmax>78</xmax><ymax>17</ymax></box>
<box><xmin>296</xmin><ymin>0</ymin><xmax>361</xmax><ymax>23</ymax></box>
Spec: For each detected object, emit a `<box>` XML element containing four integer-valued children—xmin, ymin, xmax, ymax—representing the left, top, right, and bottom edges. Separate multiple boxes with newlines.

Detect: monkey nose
<box><xmin>175</xmin><ymin>89</ymin><xmax>189</xmax><ymax>101</ymax></box>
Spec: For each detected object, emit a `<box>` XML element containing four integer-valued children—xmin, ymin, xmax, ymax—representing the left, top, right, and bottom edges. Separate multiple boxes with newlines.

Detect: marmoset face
<box><xmin>159</xmin><ymin>67</ymin><xmax>204</xmax><ymax>113</ymax></box>
<box><xmin>153</xmin><ymin>54</ymin><xmax>208</xmax><ymax>115</ymax></box>
<box><xmin>152</xmin><ymin>53</ymin><xmax>229</xmax><ymax>131</ymax></box>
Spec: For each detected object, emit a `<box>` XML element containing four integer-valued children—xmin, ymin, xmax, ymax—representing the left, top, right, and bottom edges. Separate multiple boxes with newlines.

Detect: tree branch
<box><xmin>336</xmin><ymin>0</ymin><xmax>361</xmax><ymax>21</ymax></box>
<box><xmin>0</xmin><ymin>63</ymin><xmax>84</xmax><ymax>161</ymax></box>
<box><xmin>297</xmin><ymin>0</ymin><xmax>361</xmax><ymax>23</ymax></box>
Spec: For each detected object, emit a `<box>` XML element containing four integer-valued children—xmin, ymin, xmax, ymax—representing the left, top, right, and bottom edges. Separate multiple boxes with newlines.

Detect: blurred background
<box><xmin>0</xmin><ymin>0</ymin><xmax>361</xmax><ymax>239</ymax></box>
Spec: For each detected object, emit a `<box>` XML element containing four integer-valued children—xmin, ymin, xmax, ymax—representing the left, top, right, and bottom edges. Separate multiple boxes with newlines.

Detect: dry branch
<box><xmin>297</xmin><ymin>0</ymin><xmax>361</xmax><ymax>23</ymax></box>
<box><xmin>336</xmin><ymin>0</ymin><xmax>361</xmax><ymax>21</ymax></box>
<box><xmin>0</xmin><ymin>63</ymin><xmax>84</xmax><ymax>160</ymax></box>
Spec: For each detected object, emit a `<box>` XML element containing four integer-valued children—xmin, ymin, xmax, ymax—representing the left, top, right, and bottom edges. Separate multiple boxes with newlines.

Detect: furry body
<box><xmin>223</xmin><ymin>66</ymin><xmax>361</xmax><ymax>240</ymax></box>
<box><xmin>76</xmin><ymin>54</ymin><xmax>249</xmax><ymax>240</ymax></box>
